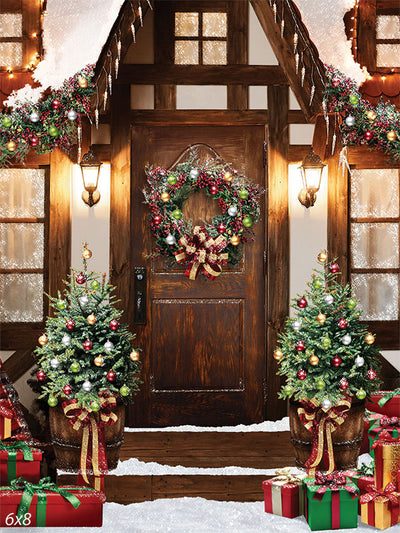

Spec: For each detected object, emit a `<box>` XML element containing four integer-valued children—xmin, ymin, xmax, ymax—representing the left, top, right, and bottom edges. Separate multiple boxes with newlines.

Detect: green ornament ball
<box><xmin>349</xmin><ymin>94</ymin><xmax>359</xmax><ymax>106</ymax></box>
<box><xmin>2</xmin><ymin>116</ymin><xmax>12</xmax><ymax>128</ymax></box>
<box><xmin>356</xmin><ymin>388</ymin><xmax>366</xmax><ymax>400</ymax></box>
<box><xmin>48</xmin><ymin>125</ymin><xmax>59</xmax><ymax>137</ymax></box>
<box><xmin>347</xmin><ymin>298</ymin><xmax>357</xmax><ymax>310</ymax></box>
<box><xmin>120</xmin><ymin>385</ymin><xmax>130</xmax><ymax>397</ymax></box>
<box><xmin>70</xmin><ymin>361</ymin><xmax>81</xmax><ymax>373</ymax></box>
<box><xmin>313</xmin><ymin>279</ymin><xmax>323</xmax><ymax>289</ymax></box>
<box><xmin>48</xmin><ymin>396</ymin><xmax>58</xmax><ymax>407</ymax></box>
<box><xmin>242</xmin><ymin>216</ymin><xmax>253</xmax><ymax>228</ymax></box>
<box><xmin>283</xmin><ymin>384</ymin><xmax>294</xmax><ymax>395</ymax></box>
<box><xmin>316</xmin><ymin>379</ymin><xmax>325</xmax><ymax>390</ymax></box>
<box><xmin>322</xmin><ymin>337</ymin><xmax>331</xmax><ymax>349</ymax></box>
<box><xmin>172</xmin><ymin>208</ymin><xmax>182</xmax><ymax>220</ymax></box>
<box><xmin>239</xmin><ymin>189</ymin><xmax>249</xmax><ymax>200</ymax></box>
<box><xmin>167</xmin><ymin>175</ymin><xmax>177</xmax><ymax>186</ymax></box>
<box><xmin>57</xmin><ymin>299</ymin><xmax>67</xmax><ymax>310</ymax></box>
<box><xmin>91</xmin><ymin>280</ymin><xmax>100</xmax><ymax>290</ymax></box>
<box><xmin>91</xmin><ymin>401</ymin><xmax>101</xmax><ymax>412</ymax></box>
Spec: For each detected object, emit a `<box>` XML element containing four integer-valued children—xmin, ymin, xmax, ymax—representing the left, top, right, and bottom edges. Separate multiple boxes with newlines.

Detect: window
<box><xmin>0</xmin><ymin>12</ymin><xmax>23</xmax><ymax>67</ymax></box>
<box><xmin>0</xmin><ymin>168</ymin><xmax>49</xmax><ymax>323</ymax></box>
<box><xmin>376</xmin><ymin>14</ymin><xmax>400</xmax><ymax>68</ymax></box>
<box><xmin>174</xmin><ymin>11</ymin><xmax>227</xmax><ymax>65</ymax></box>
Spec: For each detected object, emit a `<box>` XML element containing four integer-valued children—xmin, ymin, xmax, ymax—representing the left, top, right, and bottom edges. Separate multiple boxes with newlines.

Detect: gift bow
<box><xmin>360</xmin><ymin>482</ymin><xmax>399</xmax><ymax>526</ymax></box>
<box><xmin>371</xmin><ymin>429</ymin><xmax>400</xmax><ymax>449</ymax></box>
<box><xmin>0</xmin><ymin>399</ymin><xmax>14</xmax><ymax>419</ymax></box>
<box><xmin>273</xmin><ymin>468</ymin><xmax>304</xmax><ymax>485</ymax></box>
<box><xmin>175</xmin><ymin>226</ymin><xmax>228</xmax><ymax>281</ymax></box>
<box><xmin>378</xmin><ymin>389</ymin><xmax>400</xmax><ymax>407</ymax></box>
<box><xmin>297</xmin><ymin>398</ymin><xmax>351</xmax><ymax>475</ymax></box>
<box><xmin>62</xmin><ymin>394</ymin><xmax>118</xmax><ymax>490</ymax></box>
<box><xmin>311</xmin><ymin>471</ymin><xmax>359</xmax><ymax>502</ymax></box>
<box><xmin>380</xmin><ymin>416</ymin><xmax>400</xmax><ymax>428</ymax></box>
<box><xmin>8</xmin><ymin>477</ymin><xmax>81</xmax><ymax>527</ymax></box>
<box><xmin>0</xmin><ymin>439</ymin><xmax>33</xmax><ymax>461</ymax></box>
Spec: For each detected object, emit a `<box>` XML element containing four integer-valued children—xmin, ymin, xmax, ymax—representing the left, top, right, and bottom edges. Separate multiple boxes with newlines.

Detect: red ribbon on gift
<box><xmin>175</xmin><ymin>226</ymin><xmax>228</xmax><ymax>281</ymax></box>
<box><xmin>360</xmin><ymin>482</ymin><xmax>399</xmax><ymax>527</ymax></box>
<box><xmin>298</xmin><ymin>398</ymin><xmax>351</xmax><ymax>475</ymax></box>
<box><xmin>371</xmin><ymin>429</ymin><xmax>400</xmax><ymax>490</ymax></box>
<box><xmin>0</xmin><ymin>399</ymin><xmax>14</xmax><ymax>419</ymax></box>
<box><xmin>62</xmin><ymin>393</ymin><xmax>118</xmax><ymax>491</ymax></box>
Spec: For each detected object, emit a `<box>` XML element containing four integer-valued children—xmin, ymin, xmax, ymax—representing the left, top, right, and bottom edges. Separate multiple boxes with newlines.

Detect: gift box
<box><xmin>0</xmin><ymin>441</ymin><xmax>42</xmax><ymax>485</ymax></box>
<box><xmin>360</xmin><ymin>411</ymin><xmax>382</xmax><ymax>455</ymax></box>
<box><xmin>304</xmin><ymin>472</ymin><xmax>359</xmax><ymax>530</ymax></box>
<box><xmin>0</xmin><ymin>477</ymin><xmax>105</xmax><ymax>527</ymax></box>
<box><xmin>367</xmin><ymin>390</ymin><xmax>400</xmax><ymax>418</ymax></box>
<box><xmin>343</xmin><ymin>469</ymin><xmax>374</xmax><ymax>513</ymax></box>
<box><xmin>262</xmin><ymin>468</ymin><xmax>306</xmax><ymax>518</ymax></box>
<box><xmin>360</xmin><ymin>482</ymin><xmax>400</xmax><ymax>530</ymax></box>
<box><xmin>372</xmin><ymin>430</ymin><xmax>400</xmax><ymax>490</ymax></box>
<box><xmin>369</xmin><ymin>416</ymin><xmax>400</xmax><ymax>457</ymax></box>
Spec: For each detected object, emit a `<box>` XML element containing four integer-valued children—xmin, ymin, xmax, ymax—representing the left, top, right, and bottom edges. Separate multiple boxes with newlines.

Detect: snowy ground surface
<box><xmin>7</xmin><ymin>498</ymin><xmax>396</xmax><ymax>533</ymax></box>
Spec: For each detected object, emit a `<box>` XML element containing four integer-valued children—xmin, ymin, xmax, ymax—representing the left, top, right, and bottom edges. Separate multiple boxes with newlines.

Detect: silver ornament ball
<box><xmin>292</xmin><ymin>320</ymin><xmax>302</xmax><ymax>331</ymax></box>
<box><xmin>345</xmin><ymin>115</ymin><xmax>356</xmax><ymax>127</ymax></box>
<box><xmin>342</xmin><ymin>334</ymin><xmax>352</xmax><ymax>346</ymax></box>
<box><xmin>61</xmin><ymin>334</ymin><xmax>71</xmax><ymax>347</ymax></box>
<box><xmin>79</xmin><ymin>295</ymin><xmax>89</xmax><ymax>307</ymax></box>
<box><xmin>355</xmin><ymin>355</ymin><xmax>365</xmax><ymax>367</ymax></box>
<box><xmin>104</xmin><ymin>340</ymin><xmax>114</xmax><ymax>353</ymax></box>
<box><xmin>190</xmin><ymin>169</ymin><xmax>199</xmax><ymax>179</ymax></box>
<box><xmin>324</xmin><ymin>294</ymin><xmax>334</xmax><ymax>305</ymax></box>
<box><xmin>30</xmin><ymin>111</ymin><xmax>40</xmax><ymax>123</ymax></box>
<box><xmin>50</xmin><ymin>357</ymin><xmax>60</xmax><ymax>369</ymax></box>
<box><xmin>82</xmin><ymin>380</ymin><xmax>92</xmax><ymax>392</ymax></box>
<box><xmin>227</xmin><ymin>205</ymin><xmax>238</xmax><ymax>217</ymax></box>
<box><xmin>321</xmin><ymin>398</ymin><xmax>332</xmax><ymax>410</ymax></box>
<box><xmin>165</xmin><ymin>234</ymin><xmax>176</xmax><ymax>245</ymax></box>
<box><xmin>67</xmin><ymin>109</ymin><xmax>78</xmax><ymax>121</ymax></box>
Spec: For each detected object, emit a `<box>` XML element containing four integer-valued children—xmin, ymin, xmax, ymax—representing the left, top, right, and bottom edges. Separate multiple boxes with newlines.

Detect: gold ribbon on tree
<box><xmin>297</xmin><ymin>398</ymin><xmax>351</xmax><ymax>476</ymax></box>
<box><xmin>175</xmin><ymin>226</ymin><xmax>228</xmax><ymax>281</ymax></box>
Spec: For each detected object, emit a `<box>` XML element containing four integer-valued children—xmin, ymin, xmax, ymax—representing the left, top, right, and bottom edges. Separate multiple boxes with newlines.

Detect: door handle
<box><xmin>133</xmin><ymin>267</ymin><xmax>146</xmax><ymax>324</ymax></box>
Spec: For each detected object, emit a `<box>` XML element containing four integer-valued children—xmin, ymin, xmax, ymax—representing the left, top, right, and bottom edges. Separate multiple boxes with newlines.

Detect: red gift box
<box><xmin>263</xmin><ymin>469</ymin><xmax>305</xmax><ymax>518</ymax></box>
<box><xmin>0</xmin><ymin>446</ymin><xmax>42</xmax><ymax>485</ymax></box>
<box><xmin>0</xmin><ymin>479</ymin><xmax>105</xmax><ymax>527</ymax></box>
<box><xmin>343</xmin><ymin>470</ymin><xmax>374</xmax><ymax>513</ymax></box>
<box><xmin>367</xmin><ymin>391</ymin><xmax>400</xmax><ymax>419</ymax></box>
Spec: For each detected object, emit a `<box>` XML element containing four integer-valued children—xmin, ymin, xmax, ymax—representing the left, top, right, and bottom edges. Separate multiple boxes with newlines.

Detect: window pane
<box><xmin>175</xmin><ymin>12</ymin><xmax>198</xmax><ymax>36</ymax></box>
<box><xmin>203</xmin><ymin>41</ymin><xmax>227</xmax><ymax>65</ymax></box>
<box><xmin>376</xmin><ymin>15</ymin><xmax>400</xmax><ymax>39</ymax></box>
<box><xmin>0</xmin><ymin>169</ymin><xmax>45</xmax><ymax>218</ymax></box>
<box><xmin>0</xmin><ymin>273</ymin><xmax>43</xmax><ymax>322</ymax></box>
<box><xmin>377</xmin><ymin>44</ymin><xmax>400</xmax><ymax>67</ymax></box>
<box><xmin>0</xmin><ymin>42</ymin><xmax>22</xmax><ymax>66</ymax></box>
<box><xmin>0</xmin><ymin>223</ymin><xmax>44</xmax><ymax>269</ymax></box>
<box><xmin>351</xmin><ymin>168</ymin><xmax>399</xmax><ymax>218</ymax></box>
<box><xmin>0</xmin><ymin>13</ymin><xmax>22</xmax><ymax>37</ymax></box>
<box><xmin>351</xmin><ymin>223</ymin><xmax>399</xmax><ymax>268</ymax></box>
<box><xmin>175</xmin><ymin>40</ymin><xmax>198</xmax><ymax>65</ymax></box>
<box><xmin>351</xmin><ymin>273</ymin><xmax>398</xmax><ymax>320</ymax></box>
<box><xmin>203</xmin><ymin>12</ymin><xmax>227</xmax><ymax>37</ymax></box>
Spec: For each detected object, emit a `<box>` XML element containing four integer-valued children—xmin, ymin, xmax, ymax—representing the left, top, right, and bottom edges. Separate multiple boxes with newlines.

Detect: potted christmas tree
<box><xmin>35</xmin><ymin>244</ymin><xmax>141</xmax><ymax>487</ymax></box>
<box><xmin>274</xmin><ymin>251</ymin><xmax>381</xmax><ymax>473</ymax></box>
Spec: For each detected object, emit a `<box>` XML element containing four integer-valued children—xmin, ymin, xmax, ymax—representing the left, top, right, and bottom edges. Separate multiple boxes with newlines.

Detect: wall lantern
<box><xmin>79</xmin><ymin>147</ymin><xmax>102</xmax><ymax>207</ymax></box>
<box><xmin>298</xmin><ymin>148</ymin><xmax>326</xmax><ymax>208</ymax></box>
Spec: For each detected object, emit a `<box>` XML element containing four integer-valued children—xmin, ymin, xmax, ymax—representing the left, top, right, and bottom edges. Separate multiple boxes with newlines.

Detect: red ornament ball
<box><xmin>30</xmin><ymin>135</ymin><xmax>39</xmax><ymax>147</ymax></box>
<box><xmin>209</xmin><ymin>185</ymin><xmax>218</xmax><ymax>195</ymax></box>
<box><xmin>332</xmin><ymin>356</ymin><xmax>342</xmax><ymax>367</ymax></box>
<box><xmin>329</xmin><ymin>262</ymin><xmax>340</xmax><ymax>273</ymax></box>
<box><xmin>83</xmin><ymin>339</ymin><xmax>93</xmax><ymax>351</ymax></box>
<box><xmin>51</xmin><ymin>99</ymin><xmax>61</xmax><ymax>110</ymax></box>
<box><xmin>297</xmin><ymin>369</ymin><xmax>307</xmax><ymax>380</ymax></box>
<box><xmin>76</xmin><ymin>273</ymin><xmax>86</xmax><ymax>284</ymax></box>
<box><xmin>217</xmin><ymin>223</ymin><xmax>226</xmax><ymax>234</ymax></box>
<box><xmin>367</xmin><ymin>369</ymin><xmax>377</xmax><ymax>380</ymax></box>
<box><xmin>364</xmin><ymin>130</ymin><xmax>373</xmax><ymax>141</ymax></box>
<box><xmin>63</xmin><ymin>384</ymin><xmax>72</xmax><ymax>396</ymax></box>
<box><xmin>106</xmin><ymin>370</ymin><xmax>116</xmax><ymax>382</ymax></box>
<box><xmin>339</xmin><ymin>378</ymin><xmax>349</xmax><ymax>390</ymax></box>
<box><xmin>338</xmin><ymin>318</ymin><xmax>347</xmax><ymax>329</ymax></box>
<box><xmin>110</xmin><ymin>319</ymin><xmax>119</xmax><ymax>331</ymax></box>
<box><xmin>66</xmin><ymin>319</ymin><xmax>75</xmax><ymax>330</ymax></box>
<box><xmin>297</xmin><ymin>297</ymin><xmax>307</xmax><ymax>309</ymax></box>
<box><xmin>295</xmin><ymin>340</ymin><xmax>305</xmax><ymax>352</ymax></box>
<box><xmin>153</xmin><ymin>215</ymin><xmax>162</xmax><ymax>226</ymax></box>
<box><xmin>36</xmin><ymin>370</ymin><xmax>46</xmax><ymax>381</ymax></box>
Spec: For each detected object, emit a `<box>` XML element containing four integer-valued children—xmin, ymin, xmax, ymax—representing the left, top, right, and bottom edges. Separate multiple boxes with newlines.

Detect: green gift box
<box><xmin>304</xmin><ymin>474</ymin><xmax>359</xmax><ymax>531</ymax></box>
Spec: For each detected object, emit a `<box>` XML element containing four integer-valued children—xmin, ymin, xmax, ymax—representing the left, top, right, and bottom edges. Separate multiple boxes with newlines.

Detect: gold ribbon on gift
<box><xmin>273</xmin><ymin>468</ymin><xmax>306</xmax><ymax>485</ymax></box>
<box><xmin>298</xmin><ymin>398</ymin><xmax>351</xmax><ymax>476</ymax></box>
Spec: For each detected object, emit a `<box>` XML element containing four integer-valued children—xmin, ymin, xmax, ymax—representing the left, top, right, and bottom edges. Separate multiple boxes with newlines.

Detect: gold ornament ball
<box><xmin>82</xmin><ymin>248</ymin><xmax>92</xmax><ymax>260</ymax></box>
<box><xmin>317</xmin><ymin>251</ymin><xmax>328</xmax><ymax>263</ymax></box>
<box><xmin>365</xmin><ymin>333</ymin><xmax>375</xmax><ymax>345</ymax></box>
<box><xmin>223</xmin><ymin>171</ymin><xmax>233</xmax><ymax>182</ymax></box>
<box><xmin>87</xmin><ymin>313</ymin><xmax>97</xmax><ymax>325</ymax></box>
<box><xmin>78</xmin><ymin>76</ymin><xmax>88</xmax><ymax>88</ymax></box>
<box><xmin>309</xmin><ymin>354</ymin><xmax>319</xmax><ymax>366</ymax></box>
<box><xmin>7</xmin><ymin>140</ymin><xmax>16</xmax><ymax>152</ymax></box>
<box><xmin>387</xmin><ymin>130</ymin><xmax>397</xmax><ymax>142</ymax></box>
<box><xmin>273</xmin><ymin>348</ymin><xmax>283</xmax><ymax>361</ymax></box>
<box><xmin>230</xmin><ymin>235</ymin><xmax>240</xmax><ymax>246</ymax></box>
<box><xmin>161</xmin><ymin>192</ymin><xmax>170</xmax><ymax>202</ymax></box>
<box><xmin>316</xmin><ymin>312</ymin><xmax>326</xmax><ymax>324</ymax></box>
<box><xmin>367</xmin><ymin>110</ymin><xmax>377</xmax><ymax>121</ymax></box>
<box><xmin>38</xmin><ymin>334</ymin><xmax>48</xmax><ymax>346</ymax></box>
<box><xmin>94</xmin><ymin>355</ymin><xmax>104</xmax><ymax>367</ymax></box>
<box><xmin>130</xmin><ymin>349</ymin><xmax>140</xmax><ymax>362</ymax></box>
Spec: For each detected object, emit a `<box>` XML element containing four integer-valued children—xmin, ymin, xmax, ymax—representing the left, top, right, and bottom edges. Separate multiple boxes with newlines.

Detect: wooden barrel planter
<box><xmin>289</xmin><ymin>398</ymin><xmax>365</xmax><ymax>471</ymax></box>
<box><xmin>49</xmin><ymin>404</ymin><xmax>125</xmax><ymax>472</ymax></box>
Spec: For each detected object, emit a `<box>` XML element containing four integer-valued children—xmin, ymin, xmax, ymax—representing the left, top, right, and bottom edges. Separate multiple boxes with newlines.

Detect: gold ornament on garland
<box><xmin>316</xmin><ymin>312</ymin><xmax>326</xmax><ymax>324</ymax></box>
<box><xmin>87</xmin><ymin>313</ymin><xmax>97</xmax><ymax>325</ymax></box>
<box><xmin>273</xmin><ymin>348</ymin><xmax>284</xmax><ymax>361</ymax></box>
<box><xmin>7</xmin><ymin>140</ymin><xmax>16</xmax><ymax>152</ymax></box>
<box><xmin>367</xmin><ymin>110</ymin><xmax>377</xmax><ymax>121</ymax></box>
<box><xmin>230</xmin><ymin>235</ymin><xmax>240</xmax><ymax>246</ymax></box>
<box><xmin>78</xmin><ymin>76</ymin><xmax>88</xmax><ymax>88</ymax></box>
<box><xmin>309</xmin><ymin>354</ymin><xmax>319</xmax><ymax>366</ymax></box>
<box><xmin>317</xmin><ymin>251</ymin><xmax>328</xmax><ymax>263</ymax></box>
<box><xmin>38</xmin><ymin>334</ymin><xmax>48</xmax><ymax>346</ymax></box>
<box><xmin>223</xmin><ymin>171</ymin><xmax>233</xmax><ymax>182</ymax></box>
<box><xmin>94</xmin><ymin>355</ymin><xmax>104</xmax><ymax>367</ymax></box>
<box><xmin>160</xmin><ymin>192</ymin><xmax>170</xmax><ymax>202</ymax></box>
<box><xmin>82</xmin><ymin>248</ymin><xmax>92</xmax><ymax>260</ymax></box>
<box><xmin>130</xmin><ymin>349</ymin><xmax>140</xmax><ymax>362</ymax></box>
<box><xmin>387</xmin><ymin>130</ymin><xmax>397</xmax><ymax>142</ymax></box>
<box><xmin>365</xmin><ymin>333</ymin><xmax>375</xmax><ymax>345</ymax></box>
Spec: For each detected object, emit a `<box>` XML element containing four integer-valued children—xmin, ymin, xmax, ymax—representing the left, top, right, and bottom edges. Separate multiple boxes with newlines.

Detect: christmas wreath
<box><xmin>144</xmin><ymin>157</ymin><xmax>262</xmax><ymax>280</ymax></box>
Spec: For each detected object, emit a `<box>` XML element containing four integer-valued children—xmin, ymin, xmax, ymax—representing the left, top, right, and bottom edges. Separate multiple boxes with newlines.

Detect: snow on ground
<box><xmin>9</xmin><ymin>498</ymin><xmax>396</xmax><ymax>533</ymax></box>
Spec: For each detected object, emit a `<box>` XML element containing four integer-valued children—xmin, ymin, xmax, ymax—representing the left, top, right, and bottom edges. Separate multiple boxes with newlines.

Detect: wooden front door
<box><xmin>128</xmin><ymin>125</ymin><xmax>266</xmax><ymax>427</ymax></box>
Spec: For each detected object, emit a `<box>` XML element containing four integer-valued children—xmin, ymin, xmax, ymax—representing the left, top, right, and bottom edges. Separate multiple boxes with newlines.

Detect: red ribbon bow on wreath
<box><xmin>360</xmin><ymin>482</ymin><xmax>399</xmax><ymax>527</ymax></box>
<box><xmin>175</xmin><ymin>226</ymin><xmax>229</xmax><ymax>281</ymax></box>
<box><xmin>312</xmin><ymin>471</ymin><xmax>358</xmax><ymax>502</ymax></box>
<box><xmin>297</xmin><ymin>398</ymin><xmax>351</xmax><ymax>476</ymax></box>
<box><xmin>62</xmin><ymin>393</ymin><xmax>118</xmax><ymax>491</ymax></box>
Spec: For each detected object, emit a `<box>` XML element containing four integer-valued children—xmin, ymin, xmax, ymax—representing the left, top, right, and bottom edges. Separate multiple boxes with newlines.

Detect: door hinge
<box><xmin>263</xmin><ymin>140</ymin><xmax>268</xmax><ymax>167</ymax></box>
